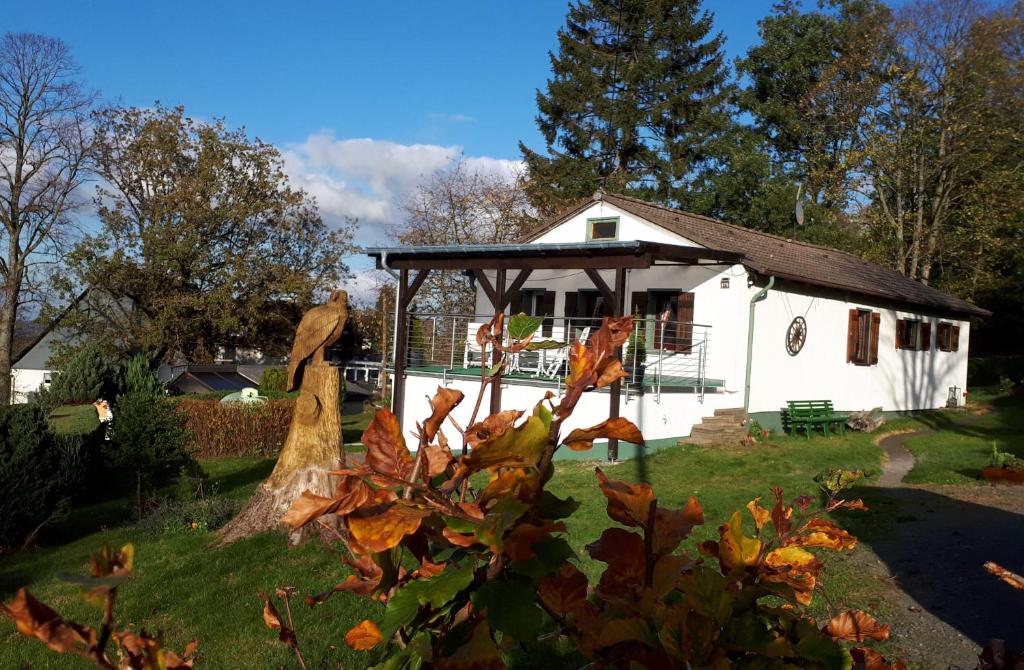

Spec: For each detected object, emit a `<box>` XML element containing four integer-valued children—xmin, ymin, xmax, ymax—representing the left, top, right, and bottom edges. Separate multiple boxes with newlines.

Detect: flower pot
<box><xmin>981</xmin><ymin>466</ymin><xmax>1024</xmax><ymax>484</ymax></box>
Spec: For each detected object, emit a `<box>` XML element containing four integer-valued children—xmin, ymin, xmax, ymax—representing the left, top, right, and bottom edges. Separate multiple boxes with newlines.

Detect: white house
<box><xmin>369</xmin><ymin>192</ymin><xmax>988</xmax><ymax>456</ymax></box>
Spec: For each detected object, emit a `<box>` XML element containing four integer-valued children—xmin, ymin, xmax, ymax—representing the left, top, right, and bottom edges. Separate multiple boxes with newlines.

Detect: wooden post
<box><xmin>392</xmin><ymin>269</ymin><xmax>430</xmax><ymax>430</ymax></box>
<box><xmin>608</xmin><ymin>268</ymin><xmax>627</xmax><ymax>461</ymax></box>
<box><xmin>393</xmin><ymin>268</ymin><xmax>410</xmax><ymax>427</ymax></box>
<box><xmin>489</xmin><ymin>268</ymin><xmax>506</xmax><ymax>415</ymax></box>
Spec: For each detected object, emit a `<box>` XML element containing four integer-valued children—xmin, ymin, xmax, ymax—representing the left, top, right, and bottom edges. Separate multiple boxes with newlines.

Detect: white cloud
<box><xmin>280</xmin><ymin>133</ymin><xmax>524</xmax><ymax>248</ymax></box>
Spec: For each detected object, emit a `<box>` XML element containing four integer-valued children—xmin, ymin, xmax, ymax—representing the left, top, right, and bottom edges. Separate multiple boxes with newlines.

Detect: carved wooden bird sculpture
<box><xmin>286</xmin><ymin>290</ymin><xmax>349</xmax><ymax>391</ymax></box>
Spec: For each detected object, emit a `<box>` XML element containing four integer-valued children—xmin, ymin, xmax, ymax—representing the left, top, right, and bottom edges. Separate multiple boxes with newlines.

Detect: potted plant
<box><xmin>981</xmin><ymin>443</ymin><xmax>1024</xmax><ymax>484</ymax></box>
<box><xmin>624</xmin><ymin>327</ymin><xmax>647</xmax><ymax>389</ymax></box>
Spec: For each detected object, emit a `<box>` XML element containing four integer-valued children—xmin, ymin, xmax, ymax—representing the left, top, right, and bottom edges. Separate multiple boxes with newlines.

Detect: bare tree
<box><xmin>0</xmin><ymin>33</ymin><xmax>94</xmax><ymax>402</ymax></box>
<box><xmin>397</xmin><ymin>158</ymin><xmax>535</xmax><ymax>315</ymax></box>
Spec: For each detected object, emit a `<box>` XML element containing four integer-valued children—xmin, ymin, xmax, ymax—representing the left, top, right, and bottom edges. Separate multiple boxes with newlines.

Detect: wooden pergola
<box><xmin>368</xmin><ymin>240</ymin><xmax>743</xmax><ymax>460</ymax></box>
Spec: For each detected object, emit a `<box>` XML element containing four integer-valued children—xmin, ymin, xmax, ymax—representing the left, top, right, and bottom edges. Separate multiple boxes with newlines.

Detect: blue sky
<box><xmin>5</xmin><ymin>1</ymin><xmax>777</xmax><ymax>294</ymax></box>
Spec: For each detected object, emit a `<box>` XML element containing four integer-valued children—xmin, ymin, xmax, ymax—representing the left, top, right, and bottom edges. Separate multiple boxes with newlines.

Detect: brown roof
<box><xmin>528</xmin><ymin>193</ymin><xmax>989</xmax><ymax>318</ymax></box>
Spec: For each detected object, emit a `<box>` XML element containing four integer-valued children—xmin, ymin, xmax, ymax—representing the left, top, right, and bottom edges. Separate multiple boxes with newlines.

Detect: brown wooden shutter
<box><xmin>952</xmin><ymin>325</ymin><xmax>960</xmax><ymax>352</ymax></box>
<box><xmin>921</xmin><ymin>322</ymin><xmax>931</xmax><ymax>351</ymax></box>
<box><xmin>895</xmin><ymin>319</ymin><xmax>904</xmax><ymax>349</ymax></box>
<box><xmin>630</xmin><ymin>291</ymin><xmax>648</xmax><ymax>317</ymax></box>
<box><xmin>869</xmin><ymin>312</ymin><xmax>881</xmax><ymax>364</ymax></box>
<box><xmin>540</xmin><ymin>291</ymin><xmax>555</xmax><ymax>337</ymax></box>
<box><xmin>676</xmin><ymin>292</ymin><xmax>695</xmax><ymax>353</ymax></box>
<box><xmin>847</xmin><ymin>309</ymin><xmax>859</xmax><ymax>363</ymax></box>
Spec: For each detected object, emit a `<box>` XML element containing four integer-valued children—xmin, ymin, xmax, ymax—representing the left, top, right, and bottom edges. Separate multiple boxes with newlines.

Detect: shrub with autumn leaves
<box><xmin>276</xmin><ymin>314</ymin><xmax>904</xmax><ymax>669</ymax></box>
<box><xmin>2</xmin><ymin>314</ymin><xmax>907</xmax><ymax>669</ymax></box>
<box><xmin>1</xmin><ymin>544</ymin><xmax>196</xmax><ymax>669</ymax></box>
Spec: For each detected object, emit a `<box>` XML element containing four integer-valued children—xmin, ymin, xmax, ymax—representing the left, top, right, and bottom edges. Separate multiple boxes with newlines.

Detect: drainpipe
<box><xmin>743</xmin><ymin>275</ymin><xmax>775</xmax><ymax>413</ymax></box>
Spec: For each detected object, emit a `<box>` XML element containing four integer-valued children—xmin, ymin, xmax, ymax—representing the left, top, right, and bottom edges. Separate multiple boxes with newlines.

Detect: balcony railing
<box><xmin>386</xmin><ymin>312</ymin><xmax>715</xmax><ymax>403</ymax></box>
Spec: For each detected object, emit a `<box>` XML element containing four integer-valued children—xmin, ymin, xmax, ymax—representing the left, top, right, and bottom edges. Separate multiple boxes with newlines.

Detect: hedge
<box><xmin>968</xmin><ymin>355</ymin><xmax>1024</xmax><ymax>387</ymax></box>
<box><xmin>175</xmin><ymin>398</ymin><xmax>293</xmax><ymax>458</ymax></box>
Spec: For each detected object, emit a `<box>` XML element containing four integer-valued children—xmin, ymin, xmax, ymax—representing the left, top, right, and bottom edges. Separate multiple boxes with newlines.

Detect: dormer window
<box><xmin>587</xmin><ymin>217</ymin><xmax>618</xmax><ymax>241</ymax></box>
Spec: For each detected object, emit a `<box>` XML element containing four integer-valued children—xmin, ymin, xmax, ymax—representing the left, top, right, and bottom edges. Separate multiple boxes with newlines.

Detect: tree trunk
<box><xmin>0</xmin><ymin>273</ymin><xmax>21</xmax><ymax>405</ymax></box>
<box><xmin>215</xmin><ymin>362</ymin><xmax>344</xmax><ymax>546</ymax></box>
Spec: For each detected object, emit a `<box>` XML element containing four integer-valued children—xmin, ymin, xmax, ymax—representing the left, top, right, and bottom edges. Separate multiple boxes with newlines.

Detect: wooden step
<box><xmin>713</xmin><ymin>407</ymin><xmax>747</xmax><ymax>418</ymax></box>
<box><xmin>698</xmin><ymin>416</ymin><xmax>746</xmax><ymax>427</ymax></box>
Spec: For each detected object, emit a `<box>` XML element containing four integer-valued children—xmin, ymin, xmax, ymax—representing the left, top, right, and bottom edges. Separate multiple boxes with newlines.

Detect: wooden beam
<box><xmin>607</xmin><ymin>267</ymin><xmax>627</xmax><ymax>462</ymax></box>
<box><xmin>584</xmin><ymin>268</ymin><xmax>615</xmax><ymax>305</ymax></box>
<box><xmin>388</xmin><ymin>254</ymin><xmax>654</xmax><ymax>271</ymax></box>
<box><xmin>401</xmin><ymin>269</ymin><xmax>430</xmax><ymax>309</ymax></box>
<box><xmin>500</xmin><ymin>269</ymin><xmax>533</xmax><ymax>311</ymax></box>
<box><xmin>472</xmin><ymin>269</ymin><xmax>497</xmax><ymax>306</ymax></box>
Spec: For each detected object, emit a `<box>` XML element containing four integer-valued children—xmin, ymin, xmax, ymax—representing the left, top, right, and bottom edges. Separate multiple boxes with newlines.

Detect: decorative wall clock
<box><xmin>786</xmin><ymin>316</ymin><xmax>807</xmax><ymax>356</ymax></box>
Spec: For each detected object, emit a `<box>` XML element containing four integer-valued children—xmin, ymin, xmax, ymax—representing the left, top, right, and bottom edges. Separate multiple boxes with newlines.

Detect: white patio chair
<box><xmin>462</xmin><ymin>322</ymin><xmax>487</xmax><ymax>368</ymax></box>
<box><xmin>537</xmin><ymin>327</ymin><xmax>589</xmax><ymax>378</ymax></box>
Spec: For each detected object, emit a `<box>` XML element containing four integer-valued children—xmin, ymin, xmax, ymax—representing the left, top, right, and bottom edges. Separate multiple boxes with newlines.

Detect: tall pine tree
<box><xmin>520</xmin><ymin>0</ymin><xmax>735</xmax><ymax>217</ymax></box>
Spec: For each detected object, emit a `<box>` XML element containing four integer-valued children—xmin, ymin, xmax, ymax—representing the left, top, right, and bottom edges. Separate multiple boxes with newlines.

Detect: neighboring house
<box><xmin>369</xmin><ymin>192</ymin><xmax>988</xmax><ymax>452</ymax></box>
<box><xmin>162</xmin><ymin>365</ymin><xmax>261</xmax><ymax>395</ymax></box>
<box><xmin>10</xmin><ymin>292</ymin><xmax>90</xmax><ymax>404</ymax></box>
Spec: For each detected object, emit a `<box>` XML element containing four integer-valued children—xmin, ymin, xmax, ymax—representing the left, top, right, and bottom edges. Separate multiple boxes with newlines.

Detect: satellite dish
<box><xmin>794</xmin><ymin>183</ymin><xmax>805</xmax><ymax>227</ymax></box>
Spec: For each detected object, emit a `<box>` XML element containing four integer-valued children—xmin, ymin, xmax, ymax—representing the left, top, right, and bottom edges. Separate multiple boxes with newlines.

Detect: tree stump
<box><xmin>216</xmin><ymin>362</ymin><xmax>344</xmax><ymax>546</ymax></box>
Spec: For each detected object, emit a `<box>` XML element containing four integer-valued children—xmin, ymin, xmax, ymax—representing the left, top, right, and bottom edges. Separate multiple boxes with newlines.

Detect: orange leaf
<box><xmin>345</xmin><ymin>619</ymin><xmax>383</xmax><ymax>650</ymax></box>
<box><xmin>258</xmin><ymin>592</ymin><xmax>297</xmax><ymax>648</ymax></box>
<box><xmin>746</xmin><ymin>497</ymin><xmax>771</xmax><ymax>532</ymax></box>
<box><xmin>423</xmin><ymin>387</ymin><xmax>465</xmax><ymax>442</ymax></box>
<box><xmin>717</xmin><ymin>511</ymin><xmax>762</xmax><ymax>573</ymax></box>
<box><xmin>281</xmin><ymin>492</ymin><xmax>339</xmax><ymax>528</ymax></box>
<box><xmin>347</xmin><ymin>499</ymin><xmax>430</xmax><ymax>553</ymax></box>
<box><xmin>538</xmin><ymin>564</ymin><xmax>590</xmax><ymax>617</ymax></box>
<box><xmin>563</xmin><ymin>417</ymin><xmax>644</xmax><ymax>451</ymax></box>
<box><xmin>504</xmin><ymin>521</ymin><xmax>566</xmax><ymax>561</ymax></box>
<box><xmin>587</xmin><ymin>528</ymin><xmax>646</xmax><ymax>597</ymax></box>
<box><xmin>652</xmin><ymin>498</ymin><xmax>703</xmax><ymax>555</ymax></box>
<box><xmin>479</xmin><ymin>468</ymin><xmax>540</xmax><ymax>506</ymax></box>
<box><xmin>984</xmin><ymin>561</ymin><xmax>1024</xmax><ymax>590</ymax></box>
<box><xmin>595</xmin><ymin>616</ymin><xmax>654</xmax><ymax>649</ymax></box>
<box><xmin>769</xmin><ymin>486</ymin><xmax>792</xmax><ymax>536</ymax></box>
<box><xmin>595</xmin><ymin>467</ymin><xmax>657</xmax><ymax>528</ymax></box>
<box><xmin>434</xmin><ymin>618</ymin><xmax>504</xmax><ymax>670</ymax></box>
<box><xmin>794</xmin><ymin>518</ymin><xmax>857</xmax><ymax>551</ymax></box>
<box><xmin>464</xmin><ymin>410</ymin><xmax>523</xmax><ymax>451</ymax></box>
<box><xmin>851</xmin><ymin>647</ymin><xmax>908</xmax><ymax>670</ymax></box>
<box><xmin>363</xmin><ymin>409</ymin><xmax>414</xmax><ymax>481</ymax></box>
<box><xmin>2</xmin><ymin>588</ymin><xmax>93</xmax><ymax>654</ymax></box>
<box><xmin>826</xmin><ymin>610</ymin><xmax>890</xmax><ymax>643</ymax></box>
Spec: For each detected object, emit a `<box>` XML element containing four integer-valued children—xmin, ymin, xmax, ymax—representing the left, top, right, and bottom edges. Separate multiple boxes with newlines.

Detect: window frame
<box><xmin>586</xmin><ymin>217</ymin><xmax>619</xmax><ymax>241</ymax></box>
<box><xmin>848</xmin><ymin>308</ymin><xmax>878</xmax><ymax>366</ymax></box>
<box><xmin>936</xmin><ymin>322</ymin><xmax>958</xmax><ymax>352</ymax></box>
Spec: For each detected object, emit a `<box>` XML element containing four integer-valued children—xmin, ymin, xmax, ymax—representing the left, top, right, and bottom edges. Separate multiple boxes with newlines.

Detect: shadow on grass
<box><xmin>837</xmin><ymin>484</ymin><xmax>1024</xmax><ymax>650</ymax></box>
<box><xmin>207</xmin><ymin>459</ymin><xmax>276</xmax><ymax>496</ymax></box>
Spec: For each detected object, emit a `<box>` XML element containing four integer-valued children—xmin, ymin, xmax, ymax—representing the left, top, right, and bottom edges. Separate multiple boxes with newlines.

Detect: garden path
<box><xmin>843</xmin><ymin>430</ymin><xmax>1024</xmax><ymax>668</ymax></box>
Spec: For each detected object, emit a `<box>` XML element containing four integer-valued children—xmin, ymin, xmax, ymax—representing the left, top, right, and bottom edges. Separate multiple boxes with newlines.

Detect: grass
<box><xmin>3</xmin><ymin>389</ymin><xmax>1019</xmax><ymax>668</ymax></box>
<box><xmin>48</xmin><ymin>404</ymin><xmax>101</xmax><ymax>436</ymax></box>
<box><xmin>900</xmin><ymin>387</ymin><xmax>1024</xmax><ymax>484</ymax></box>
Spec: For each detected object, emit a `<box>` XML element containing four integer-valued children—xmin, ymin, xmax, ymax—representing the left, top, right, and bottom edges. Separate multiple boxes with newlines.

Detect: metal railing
<box><xmin>386</xmin><ymin>312</ymin><xmax>714</xmax><ymax>403</ymax></box>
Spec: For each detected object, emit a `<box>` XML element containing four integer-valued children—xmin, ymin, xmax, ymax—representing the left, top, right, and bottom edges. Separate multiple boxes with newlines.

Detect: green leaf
<box><xmin>726</xmin><ymin>612</ymin><xmax>774</xmax><ymax>653</ymax></box>
<box><xmin>57</xmin><ymin>573</ymin><xmax>129</xmax><ymax>590</ymax></box>
<box><xmin>476</xmin><ymin>496</ymin><xmax>528</xmax><ymax>551</ymax></box>
<box><xmin>524</xmin><ymin>340</ymin><xmax>568</xmax><ymax>351</ymax></box>
<box><xmin>380</xmin><ymin>561</ymin><xmax>476</xmax><ymax>638</ymax></box>
<box><xmin>683</xmin><ymin>565</ymin><xmax>733</xmax><ymax>626</ymax></box>
<box><xmin>538</xmin><ymin>491</ymin><xmax>580</xmax><ymax>520</ymax></box>
<box><xmin>510</xmin><ymin>536</ymin><xmax>578</xmax><ymax>579</ymax></box>
<box><xmin>471</xmin><ymin>579</ymin><xmax>546</xmax><ymax>641</ymax></box>
<box><xmin>508</xmin><ymin>313</ymin><xmax>543</xmax><ymax>341</ymax></box>
<box><xmin>486</xmin><ymin>361</ymin><xmax>504</xmax><ymax>377</ymax></box>
<box><xmin>794</xmin><ymin>631</ymin><xmax>852</xmax><ymax>670</ymax></box>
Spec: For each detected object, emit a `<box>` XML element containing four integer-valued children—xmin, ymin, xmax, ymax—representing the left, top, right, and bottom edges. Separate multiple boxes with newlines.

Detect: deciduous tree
<box><xmin>0</xmin><ymin>33</ymin><xmax>94</xmax><ymax>403</ymax></box>
<box><xmin>58</xmin><ymin>105</ymin><xmax>353</xmax><ymax>364</ymax></box>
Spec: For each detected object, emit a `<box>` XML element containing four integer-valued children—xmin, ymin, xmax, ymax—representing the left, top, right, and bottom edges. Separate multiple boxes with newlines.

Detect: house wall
<box><xmin>397</xmin><ymin>371</ymin><xmax>739</xmax><ymax>454</ymax></box>
<box><xmin>10</xmin><ymin>330</ymin><xmax>60</xmax><ymax>403</ymax></box>
<box><xmin>745</xmin><ymin>283</ymin><xmax>971</xmax><ymax>417</ymax></box>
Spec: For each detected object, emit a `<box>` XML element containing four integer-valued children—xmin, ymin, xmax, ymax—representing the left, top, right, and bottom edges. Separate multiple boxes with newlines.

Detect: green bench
<box><xmin>786</xmin><ymin>400</ymin><xmax>847</xmax><ymax>438</ymax></box>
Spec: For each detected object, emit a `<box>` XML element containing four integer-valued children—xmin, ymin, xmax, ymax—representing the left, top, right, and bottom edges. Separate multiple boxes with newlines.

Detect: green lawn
<box><xmin>48</xmin><ymin>404</ymin><xmax>101</xmax><ymax>435</ymax></box>
<box><xmin>901</xmin><ymin>388</ymin><xmax>1024</xmax><ymax>484</ymax></box>
<box><xmin>3</xmin><ymin>390</ymin><xmax>1018</xmax><ymax>668</ymax></box>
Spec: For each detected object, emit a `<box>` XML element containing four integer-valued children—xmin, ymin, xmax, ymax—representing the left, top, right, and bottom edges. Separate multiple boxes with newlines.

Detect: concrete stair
<box><xmin>678</xmin><ymin>407</ymin><xmax>749</xmax><ymax>446</ymax></box>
